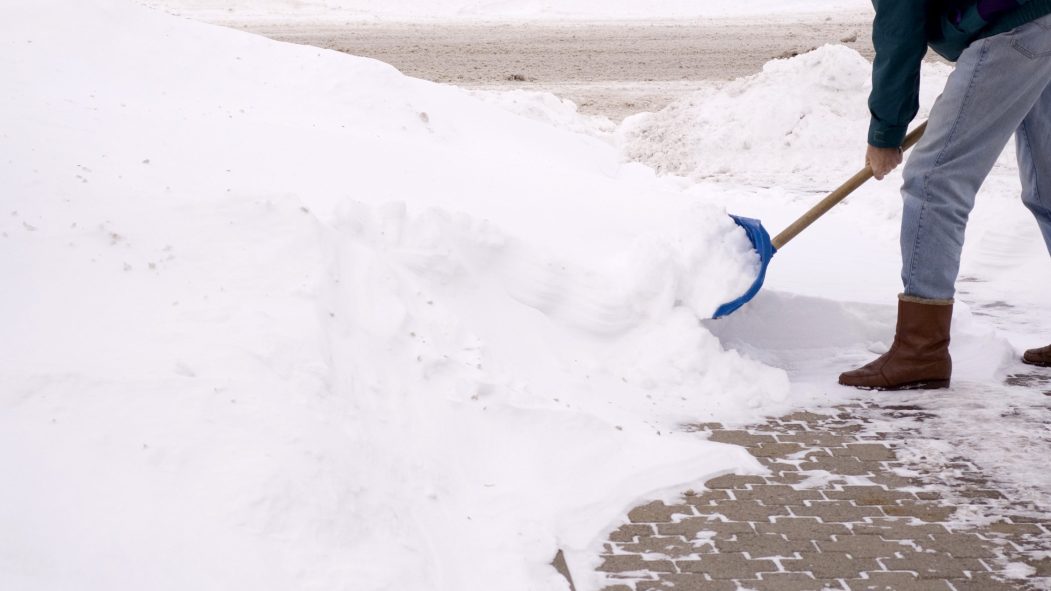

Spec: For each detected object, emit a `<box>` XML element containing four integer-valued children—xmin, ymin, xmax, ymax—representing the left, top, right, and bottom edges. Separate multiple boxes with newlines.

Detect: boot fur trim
<box><xmin>898</xmin><ymin>293</ymin><xmax>954</xmax><ymax>306</ymax></box>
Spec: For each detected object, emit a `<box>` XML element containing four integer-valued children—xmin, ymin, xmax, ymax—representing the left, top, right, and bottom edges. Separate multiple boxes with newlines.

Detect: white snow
<box><xmin>5</xmin><ymin>1</ymin><xmax>1051</xmax><ymax>590</ymax></box>
<box><xmin>140</xmin><ymin>0</ymin><xmax>871</xmax><ymax>22</ymax></box>
<box><xmin>618</xmin><ymin>46</ymin><xmax>953</xmax><ymax>190</ymax></box>
<box><xmin>1</xmin><ymin>2</ymin><xmax>793</xmax><ymax>591</ymax></box>
<box><xmin>1005</xmin><ymin>561</ymin><xmax>1039</xmax><ymax>579</ymax></box>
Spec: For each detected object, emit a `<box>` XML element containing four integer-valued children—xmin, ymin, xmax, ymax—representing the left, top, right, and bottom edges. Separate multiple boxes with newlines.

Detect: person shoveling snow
<box><xmin>838</xmin><ymin>0</ymin><xmax>1051</xmax><ymax>390</ymax></box>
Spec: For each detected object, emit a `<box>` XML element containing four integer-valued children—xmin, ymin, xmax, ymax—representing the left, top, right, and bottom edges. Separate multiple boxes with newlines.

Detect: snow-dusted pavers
<box><xmin>596</xmin><ymin>407</ymin><xmax>1051</xmax><ymax>591</ymax></box>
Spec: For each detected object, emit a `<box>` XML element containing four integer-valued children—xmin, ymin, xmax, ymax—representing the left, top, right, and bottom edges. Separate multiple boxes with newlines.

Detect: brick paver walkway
<box><xmin>594</xmin><ymin>404</ymin><xmax>1051</xmax><ymax>591</ymax></box>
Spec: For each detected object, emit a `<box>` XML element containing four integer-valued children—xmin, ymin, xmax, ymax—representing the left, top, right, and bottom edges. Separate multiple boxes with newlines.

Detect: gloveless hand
<box><xmin>866</xmin><ymin>145</ymin><xmax>903</xmax><ymax>180</ymax></box>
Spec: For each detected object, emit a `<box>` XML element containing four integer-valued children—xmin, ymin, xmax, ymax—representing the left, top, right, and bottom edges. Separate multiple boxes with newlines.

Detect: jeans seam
<box><xmin>1020</xmin><ymin>119</ymin><xmax>1045</xmax><ymax>210</ymax></box>
<box><xmin>906</xmin><ymin>40</ymin><xmax>989</xmax><ymax>296</ymax></box>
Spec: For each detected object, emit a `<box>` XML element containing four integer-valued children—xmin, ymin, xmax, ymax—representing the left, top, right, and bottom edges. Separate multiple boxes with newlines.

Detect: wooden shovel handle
<box><xmin>770</xmin><ymin>121</ymin><xmax>928</xmax><ymax>251</ymax></box>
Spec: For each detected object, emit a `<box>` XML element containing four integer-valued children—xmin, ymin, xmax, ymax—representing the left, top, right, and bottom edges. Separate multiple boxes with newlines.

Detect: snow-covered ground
<box><xmin>142</xmin><ymin>0</ymin><xmax>870</xmax><ymax>21</ymax></box>
<box><xmin>4</xmin><ymin>1</ymin><xmax>1051</xmax><ymax>591</ymax></box>
<box><xmin>2</xmin><ymin>1</ymin><xmax>787</xmax><ymax>590</ymax></box>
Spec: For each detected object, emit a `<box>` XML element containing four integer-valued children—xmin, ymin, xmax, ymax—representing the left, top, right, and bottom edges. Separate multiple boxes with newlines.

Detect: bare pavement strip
<box><xmin>203</xmin><ymin>14</ymin><xmax>1048</xmax><ymax>589</ymax></box>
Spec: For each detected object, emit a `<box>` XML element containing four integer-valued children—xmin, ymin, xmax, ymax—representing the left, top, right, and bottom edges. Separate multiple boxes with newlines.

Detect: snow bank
<box><xmin>619</xmin><ymin>46</ymin><xmax>953</xmax><ymax>189</ymax></box>
<box><xmin>141</xmin><ymin>0</ymin><xmax>871</xmax><ymax>21</ymax></box>
<box><xmin>471</xmin><ymin>89</ymin><xmax>616</xmax><ymax>141</ymax></box>
<box><xmin>0</xmin><ymin>1</ymin><xmax>792</xmax><ymax>590</ymax></box>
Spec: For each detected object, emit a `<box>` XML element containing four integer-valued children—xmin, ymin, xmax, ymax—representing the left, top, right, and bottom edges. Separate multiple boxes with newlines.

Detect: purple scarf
<box><xmin>979</xmin><ymin>0</ymin><xmax>1023</xmax><ymax>19</ymax></box>
<box><xmin>947</xmin><ymin>0</ymin><xmax>1023</xmax><ymax>24</ymax></box>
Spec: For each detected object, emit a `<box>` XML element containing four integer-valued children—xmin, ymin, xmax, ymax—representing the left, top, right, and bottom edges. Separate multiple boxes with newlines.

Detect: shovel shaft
<box><xmin>770</xmin><ymin>121</ymin><xmax>928</xmax><ymax>250</ymax></box>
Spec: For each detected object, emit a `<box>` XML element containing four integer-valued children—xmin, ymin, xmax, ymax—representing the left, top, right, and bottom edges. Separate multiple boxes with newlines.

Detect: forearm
<box><xmin>868</xmin><ymin>0</ymin><xmax>929</xmax><ymax>148</ymax></box>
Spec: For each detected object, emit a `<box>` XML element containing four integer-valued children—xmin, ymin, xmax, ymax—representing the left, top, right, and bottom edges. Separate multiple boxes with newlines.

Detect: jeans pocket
<box><xmin>1013</xmin><ymin>38</ymin><xmax>1051</xmax><ymax>58</ymax></box>
<box><xmin>1012</xmin><ymin>17</ymin><xmax>1051</xmax><ymax>58</ymax></box>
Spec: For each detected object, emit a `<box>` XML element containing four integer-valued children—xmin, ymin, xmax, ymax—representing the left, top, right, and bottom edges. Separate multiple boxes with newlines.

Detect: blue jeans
<box><xmin>901</xmin><ymin>14</ymin><xmax>1051</xmax><ymax>300</ymax></box>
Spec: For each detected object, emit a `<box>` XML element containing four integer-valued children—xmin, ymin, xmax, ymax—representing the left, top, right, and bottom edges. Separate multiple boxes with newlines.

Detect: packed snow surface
<box><xmin>4</xmin><ymin>1</ymin><xmax>1050</xmax><ymax>590</ymax></box>
<box><xmin>1</xmin><ymin>1</ymin><xmax>795</xmax><ymax>591</ymax></box>
<box><xmin>141</xmin><ymin>0</ymin><xmax>871</xmax><ymax>21</ymax></box>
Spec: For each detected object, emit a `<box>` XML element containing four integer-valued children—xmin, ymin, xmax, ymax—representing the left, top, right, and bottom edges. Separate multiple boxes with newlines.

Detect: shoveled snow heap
<box><xmin>141</xmin><ymin>0</ymin><xmax>871</xmax><ymax>21</ymax></box>
<box><xmin>0</xmin><ymin>1</ymin><xmax>791</xmax><ymax>590</ymax></box>
<box><xmin>618</xmin><ymin>45</ymin><xmax>955</xmax><ymax>189</ymax></box>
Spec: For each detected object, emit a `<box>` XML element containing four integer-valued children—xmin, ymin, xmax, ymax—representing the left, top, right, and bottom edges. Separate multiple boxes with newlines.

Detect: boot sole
<box><xmin>1022</xmin><ymin>358</ymin><xmax>1051</xmax><ymax>368</ymax></box>
<box><xmin>847</xmin><ymin>379</ymin><xmax>951</xmax><ymax>392</ymax></box>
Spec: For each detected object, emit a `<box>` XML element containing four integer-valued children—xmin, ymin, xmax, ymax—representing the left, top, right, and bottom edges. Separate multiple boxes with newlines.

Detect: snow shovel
<box><xmin>713</xmin><ymin>121</ymin><xmax>928</xmax><ymax>319</ymax></box>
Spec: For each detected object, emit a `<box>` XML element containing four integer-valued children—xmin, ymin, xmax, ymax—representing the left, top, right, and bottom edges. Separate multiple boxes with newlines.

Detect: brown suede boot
<box><xmin>1023</xmin><ymin>345</ymin><xmax>1051</xmax><ymax>367</ymax></box>
<box><xmin>839</xmin><ymin>295</ymin><xmax>953</xmax><ymax>391</ymax></box>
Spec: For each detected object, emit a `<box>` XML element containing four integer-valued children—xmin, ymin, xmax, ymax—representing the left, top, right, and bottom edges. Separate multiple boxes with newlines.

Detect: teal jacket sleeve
<box><xmin>868</xmin><ymin>0</ymin><xmax>929</xmax><ymax>148</ymax></box>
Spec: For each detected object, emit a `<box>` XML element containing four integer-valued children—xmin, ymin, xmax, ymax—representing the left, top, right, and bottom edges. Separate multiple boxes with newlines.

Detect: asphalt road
<box><xmin>222</xmin><ymin>16</ymin><xmax>877</xmax><ymax>120</ymax></box>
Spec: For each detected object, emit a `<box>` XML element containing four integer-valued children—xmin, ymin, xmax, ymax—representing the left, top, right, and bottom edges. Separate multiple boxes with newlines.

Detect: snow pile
<box><xmin>471</xmin><ymin>89</ymin><xmax>616</xmax><ymax>140</ymax></box>
<box><xmin>0</xmin><ymin>1</ymin><xmax>793</xmax><ymax>590</ymax></box>
<box><xmin>141</xmin><ymin>0</ymin><xmax>870</xmax><ymax>21</ymax></box>
<box><xmin>619</xmin><ymin>46</ymin><xmax>952</xmax><ymax>189</ymax></box>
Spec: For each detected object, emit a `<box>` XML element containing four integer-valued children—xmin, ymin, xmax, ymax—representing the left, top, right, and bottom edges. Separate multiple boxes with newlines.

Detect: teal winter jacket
<box><xmin>869</xmin><ymin>0</ymin><xmax>1051</xmax><ymax>148</ymax></box>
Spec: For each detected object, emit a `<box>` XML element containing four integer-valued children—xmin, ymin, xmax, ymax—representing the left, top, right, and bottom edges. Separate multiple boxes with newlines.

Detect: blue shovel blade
<box><xmin>712</xmin><ymin>215</ymin><xmax>777</xmax><ymax>319</ymax></box>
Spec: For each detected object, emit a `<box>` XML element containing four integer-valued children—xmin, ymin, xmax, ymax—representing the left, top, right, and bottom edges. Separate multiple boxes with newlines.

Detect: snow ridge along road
<box><xmin>142</xmin><ymin>0</ymin><xmax>872</xmax><ymax>21</ymax></box>
<box><xmin>220</xmin><ymin>17</ymin><xmax>876</xmax><ymax>121</ymax></box>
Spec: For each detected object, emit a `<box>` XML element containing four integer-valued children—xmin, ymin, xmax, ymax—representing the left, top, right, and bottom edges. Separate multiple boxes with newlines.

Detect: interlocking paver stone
<box><xmin>734</xmin><ymin>484</ymin><xmax>824</xmax><ymax>506</ymax></box>
<box><xmin>852</xmin><ymin>519</ymin><xmax>949</xmax><ymax>540</ymax></box>
<box><xmin>757</xmin><ymin>459</ymin><xmax>801</xmax><ymax>475</ymax></box>
<box><xmin>917</xmin><ymin>534</ymin><xmax>995</xmax><ymax>558</ymax></box>
<box><xmin>867</xmin><ymin>473</ymin><xmax>916</xmax><ymax>488</ymax></box>
<box><xmin>709</xmin><ymin>499</ymin><xmax>788</xmax><ymax>522</ymax></box>
<box><xmin>780</xmin><ymin>551</ymin><xmax>880</xmax><ymax>579</ymax></box>
<box><xmin>776</xmin><ymin>432</ymin><xmax>849</xmax><ymax>447</ymax></box>
<box><xmin>832</xmin><ymin>443</ymin><xmax>896</xmax><ymax>461</ymax></box>
<box><xmin>657</xmin><ymin>516</ymin><xmax>754</xmax><ymax>538</ymax></box>
<box><xmin>1005</xmin><ymin>514</ymin><xmax>1051</xmax><ymax>525</ymax></box>
<box><xmin>1030</xmin><ymin>556</ymin><xmax>1051</xmax><ymax>576</ymax></box>
<box><xmin>618</xmin><ymin>535</ymin><xmax>705</xmax><ymax>558</ymax></box>
<box><xmin>609</xmin><ymin>524</ymin><xmax>656</xmax><ymax>542</ymax></box>
<box><xmin>676</xmin><ymin>554</ymin><xmax>778</xmax><ymax>578</ymax></box>
<box><xmin>817</xmin><ymin>534</ymin><xmax>911</xmax><ymax>558</ymax></box>
<box><xmin>690</xmin><ymin>423</ymin><xmax>724</xmax><ymax>431</ymax></box>
<box><xmin>751</xmin><ymin>442</ymin><xmax>806</xmax><ymax>458</ymax></box>
<box><xmin>683</xmin><ymin>490</ymin><xmax>730</xmax><ymax>507</ymax></box>
<box><xmin>781</xmin><ymin>411</ymin><xmax>831</xmax><ymax>424</ymax></box>
<box><xmin>844</xmin><ymin>572</ymin><xmax>954</xmax><ymax>591</ymax></box>
<box><xmin>755</xmin><ymin>517</ymin><xmax>851</xmax><ymax>540</ymax></box>
<box><xmin>949</xmin><ymin>573</ymin><xmax>1020</xmax><ymax>591</ymax></box>
<box><xmin>637</xmin><ymin>576</ymin><xmax>737</xmax><ymax>591</ymax></box>
<box><xmin>706</xmin><ymin>430</ymin><xmax>775</xmax><ymax>447</ymax></box>
<box><xmin>986</xmin><ymin>521</ymin><xmax>1044</xmax><ymax>536</ymax></box>
<box><xmin>713</xmin><ymin>533</ymin><xmax>815</xmax><ymax>557</ymax></box>
<box><xmin>596</xmin><ymin>405</ymin><xmax>1051</xmax><ymax>591</ymax></box>
<box><xmin>798</xmin><ymin>456</ymin><xmax>875</xmax><ymax>476</ymax></box>
<box><xmin>881</xmin><ymin>501</ymin><xmax>954</xmax><ymax>523</ymax></box>
<box><xmin>881</xmin><ymin>553</ymin><xmax>986</xmax><ymax>579</ymax></box>
<box><xmin>959</xmin><ymin>488</ymin><xmax>1007</xmax><ymax>500</ymax></box>
<box><xmin>704</xmin><ymin>474</ymin><xmax>766</xmax><ymax>490</ymax></box>
<box><xmin>824</xmin><ymin>485</ymin><xmax>915</xmax><ymax>506</ymax></box>
<box><xmin>790</xmin><ymin>500</ymin><xmax>884</xmax><ymax>523</ymax></box>
<box><xmin>628</xmin><ymin>501</ymin><xmax>694</xmax><ymax>524</ymax></box>
<box><xmin>744</xmin><ymin>573</ymin><xmax>846</xmax><ymax>591</ymax></box>
<box><xmin>598</xmin><ymin>554</ymin><xmax>675</xmax><ymax>574</ymax></box>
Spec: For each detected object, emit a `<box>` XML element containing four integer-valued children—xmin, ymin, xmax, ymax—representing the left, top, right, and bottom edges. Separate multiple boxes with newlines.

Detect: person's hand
<box><xmin>866</xmin><ymin>145</ymin><xmax>903</xmax><ymax>180</ymax></box>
